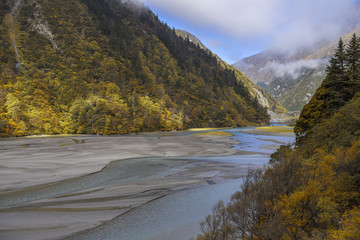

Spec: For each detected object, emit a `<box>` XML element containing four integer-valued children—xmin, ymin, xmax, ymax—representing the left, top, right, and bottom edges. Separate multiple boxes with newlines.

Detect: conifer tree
<box><xmin>345</xmin><ymin>33</ymin><xmax>360</xmax><ymax>78</ymax></box>
<box><xmin>326</xmin><ymin>38</ymin><xmax>346</xmax><ymax>78</ymax></box>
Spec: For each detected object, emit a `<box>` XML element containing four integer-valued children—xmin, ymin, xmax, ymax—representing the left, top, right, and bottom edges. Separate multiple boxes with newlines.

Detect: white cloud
<box><xmin>269</xmin><ymin>0</ymin><xmax>356</xmax><ymax>52</ymax></box>
<box><xmin>138</xmin><ymin>0</ymin><xmax>282</xmax><ymax>37</ymax></box>
<box><xmin>135</xmin><ymin>0</ymin><xmax>355</xmax><ymax>53</ymax></box>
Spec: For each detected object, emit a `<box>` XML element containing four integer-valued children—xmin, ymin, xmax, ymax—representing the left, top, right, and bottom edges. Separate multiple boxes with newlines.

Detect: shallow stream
<box><xmin>0</xmin><ymin>126</ymin><xmax>294</xmax><ymax>240</ymax></box>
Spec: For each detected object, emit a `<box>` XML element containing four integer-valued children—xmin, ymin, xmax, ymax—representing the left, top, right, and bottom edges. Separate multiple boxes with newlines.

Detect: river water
<box><xmin>61</xmin><ymin>127</ymin><xmax>294</xmax><ymax>240</ymax></box>
<box><xmin>0</xmin><ymin>126</ymin><xmax>294</xmax><ymax>240</ymax></box>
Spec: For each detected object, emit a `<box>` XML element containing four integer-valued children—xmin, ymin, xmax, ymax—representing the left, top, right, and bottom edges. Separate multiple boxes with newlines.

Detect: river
<box><xmin>0</xmin><ymin>126</ymin><xmax>294</xmax><ymax>240</ymax></box>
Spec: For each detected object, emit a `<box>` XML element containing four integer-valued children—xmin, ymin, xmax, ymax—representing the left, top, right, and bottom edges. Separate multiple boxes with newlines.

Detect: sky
<box><xmin>134</xmin><ymin>0</ymin><xmax>358</xmax><ymax>64</ymax></box>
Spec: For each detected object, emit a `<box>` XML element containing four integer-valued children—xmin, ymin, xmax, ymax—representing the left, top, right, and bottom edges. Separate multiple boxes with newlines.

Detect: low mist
<box><xmin>261</xmin><ymin>59</ymin><xmax>328</xmax><ymax>79</ymax></box>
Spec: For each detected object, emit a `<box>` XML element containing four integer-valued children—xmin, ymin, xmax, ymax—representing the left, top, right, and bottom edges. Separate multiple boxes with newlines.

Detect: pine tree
<box><xmin>345</xmin><ymin>33</ymin><xmax>360</xmax><ymax>78</ymax></box>
<box><xmin>326</xmin><ymin>38</ymin><xmax>346</xmax><ymax>78</ymax></box>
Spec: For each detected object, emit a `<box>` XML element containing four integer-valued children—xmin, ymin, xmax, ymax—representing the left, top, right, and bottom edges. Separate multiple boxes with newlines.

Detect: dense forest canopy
<box><xmin>195</xmin><ymin>35</ymin><xmax>360</xmax><ymax>240</ymax></box>
<box><xmin>0</xmin><ymin>0</ymin><xmax>269</xmax><ymax>137</ymax></box>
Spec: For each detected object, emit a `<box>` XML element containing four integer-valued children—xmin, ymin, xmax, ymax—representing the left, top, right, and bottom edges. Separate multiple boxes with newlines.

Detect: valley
<box><xmin>1</xmin><ymin>0</ymin><xmax>360</xmax><ymax>239</ymax></box>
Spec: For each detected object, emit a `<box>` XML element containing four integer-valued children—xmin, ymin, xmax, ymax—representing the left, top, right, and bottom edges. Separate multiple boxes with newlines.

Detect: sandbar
<box><xmin>0</xmin><ymin>131</ymin><xmax>249</xmax><ymax>240</ymax></box>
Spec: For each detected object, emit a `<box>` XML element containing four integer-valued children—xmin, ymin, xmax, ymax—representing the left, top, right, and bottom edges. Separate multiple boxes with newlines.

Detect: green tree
<box><xmin>345</xmin><ymin>33</ymin><xmax>360</xmax><ymax>75</ymax></box>
<box><xmin>326</xmin><ymin>38</ymin><xmax>346</xmax><ymax>78</ymax></box>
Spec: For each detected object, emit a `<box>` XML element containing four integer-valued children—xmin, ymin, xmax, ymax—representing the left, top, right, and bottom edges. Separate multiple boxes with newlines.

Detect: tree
<box><xmin>345</xmin><ymin>33</ymin><xmax>360</xmax><ymax>76</ymax></box>
<box><xmin>326</xmin><ymin>38</ymin><xmax>346</xmax><ymax>78</ymax></box>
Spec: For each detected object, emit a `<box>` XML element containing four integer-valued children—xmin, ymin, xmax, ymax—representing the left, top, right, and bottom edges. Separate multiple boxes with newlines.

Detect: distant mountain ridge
<box><xmin>234</xmin><ymin>25</ymin><xmax>360</xmax><ymax>111</ymax></box>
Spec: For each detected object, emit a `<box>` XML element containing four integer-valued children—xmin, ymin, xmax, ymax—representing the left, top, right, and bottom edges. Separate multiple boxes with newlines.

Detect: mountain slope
<box><xmin>176</xmin><ymin>29</ymin><xmax>286</xmax><ymax>114</ymax></box>
<box><xmin>234</xmin><ymin>28</ymin><xmax>360</xmax><ymax>111</ymax></box>
<box><xmin>0</xmin><ymin>0</ymin><xmax>269</xmax><ymax>137</ymax></box>
<box><xmin>175</xmin><ymin>29</ymin><xmax>208</xmax><ymax>51</ymax></box>
<box><xmin>267</xmin><ymin>65</ymin><xmax>326</xmax><ymax>111</ymax></box>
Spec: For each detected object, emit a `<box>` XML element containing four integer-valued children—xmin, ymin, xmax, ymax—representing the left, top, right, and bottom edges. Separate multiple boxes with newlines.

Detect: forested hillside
<box><xmin>196</xmin><ymin>35</ymin><xmax>360</xmax><ymax>240</ymax></box>
<box><xmin>0</xmin><ymin>0</ymin><xmax>269</xmax><ymax>137</ymax></box>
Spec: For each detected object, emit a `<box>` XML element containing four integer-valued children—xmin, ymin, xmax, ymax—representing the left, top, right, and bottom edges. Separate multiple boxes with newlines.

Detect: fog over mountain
<box><xmin>259</xmin><ymin>59</ymin><xmax>328</xmax><ymax>80</ymax></box>
<box><xmin>233</xmin><ymin>28</ymin><xmax>360</xmax><ymax>111</ymax></box>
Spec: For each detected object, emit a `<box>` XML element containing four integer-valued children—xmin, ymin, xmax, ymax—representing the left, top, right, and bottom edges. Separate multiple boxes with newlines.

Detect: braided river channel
<box><xmin>0</xmin><ymin>126</ymin><xmax>294</xmax><ymax>240</ymax></box>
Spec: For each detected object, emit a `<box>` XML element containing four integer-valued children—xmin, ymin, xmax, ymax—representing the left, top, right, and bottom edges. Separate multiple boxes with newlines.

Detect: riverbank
<box><xmin>0</xmin><ymin>130</ymin><xmax>245</xmax><ymax>240</ymax></box>
<box><xmin>0</xmin><ymin>132</ymin><xmax>238</xmax><ymax>191</ymax></box>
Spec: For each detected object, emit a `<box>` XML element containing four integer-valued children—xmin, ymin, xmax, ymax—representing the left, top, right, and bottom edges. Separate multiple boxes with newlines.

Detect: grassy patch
<box><xmin>193</xmin><ymin>131</ymin><xmax>233</xmax><ymax>136</ymax></box>
<box><xmin>186</xmin><ymin>128</ymin><xmax>225</xmax><ymax>132</ymax></box>
<box><xmin>255</xmin><ymin>126</ymin><xmax>294</xmax><ymax>133</ymax></box>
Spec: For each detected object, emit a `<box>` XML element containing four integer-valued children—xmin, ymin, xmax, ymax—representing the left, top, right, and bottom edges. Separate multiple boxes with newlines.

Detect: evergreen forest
<box><xmin>0</xmin><ymin>0</ymin><xmax>270</xmax><ymax>137</ymax></box>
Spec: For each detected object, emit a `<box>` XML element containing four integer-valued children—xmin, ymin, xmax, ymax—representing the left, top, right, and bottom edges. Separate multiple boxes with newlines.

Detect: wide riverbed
<box><xmin>0</xmin><ymin>126</ymin><xmax>294</xmax><ymax>240</ymax></box>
